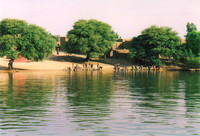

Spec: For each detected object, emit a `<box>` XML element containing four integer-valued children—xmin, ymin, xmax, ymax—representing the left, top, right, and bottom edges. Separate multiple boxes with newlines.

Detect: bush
<box><xmin>185</xmin><ymin>57</ymin><xmax>200</xmax><ymax>68</ymax></box>
<box><xmin>151</xmin><ymin>57</ymin><xmax>163</xmax><ymax>66</ymax></box>
<box><xmin>89</xmin><ymin>52</ymin><xmax>102</xmax><ymax>58</ymax></box>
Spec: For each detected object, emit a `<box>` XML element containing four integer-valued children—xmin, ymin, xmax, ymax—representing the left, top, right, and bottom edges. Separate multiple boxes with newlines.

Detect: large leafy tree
<box><xmin>185</xmin><ymin>32</ymin><xmax>200</xmax><ymax>56</ymax></box>
<box><xmin>185</xmin><ymin>22</ymin><xmax>200</xmax><ymax>57</ymax></box>
<box><xmin>130</xmin><ymin>25</ymin><xmax>180</xmax><ymax>65</ymax></box>
<box><xmin>0</xmin><ymin>19</ymin><xmax>56</xmax><ymax>70</ymax></box>
<box><xmin>66</xmin><ymin>19</ymin><xmax>118</xmax><ymax>61</ymax></box>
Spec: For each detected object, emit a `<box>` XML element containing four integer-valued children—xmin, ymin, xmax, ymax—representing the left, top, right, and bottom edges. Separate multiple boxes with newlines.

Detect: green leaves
<box><xmin>66</xmin><ymin>19</ymin><xmax>118</xmax><ymax>60</ymax></box>
<box><xmin>185</xmin><ymin>31</ymin><xmax>200</xmax><ymax>57</ymax></box>
<box><xmin>0</xmin><ymin>18</ymin><xmax>56</xmax><ymax>61</ymax></box>
<box><xmin>0</xmin><ymin>35</ymin><xmax>19</xmax><ymax>59</ymax></box>
<box><xmin>186</xmin><ymin>22</ymin><xmax>197</xmax><ymax>33</ymax></box>
<box><xmin>130</xmin><ymin>25</ymin><xmax>180</xmax><ymax>65</ymax></box>
<box><xmin>0</xmin><ymin>18</ymin><xmax>28</xmax><ymax>36</ymax></box>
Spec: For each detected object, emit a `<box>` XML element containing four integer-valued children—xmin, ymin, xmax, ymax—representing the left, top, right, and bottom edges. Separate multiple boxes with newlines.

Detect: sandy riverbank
<box><xmin>0</xmin><ymin>52</ymin><xmax>114</xmax><ymax>71</ymax></box>
<box><xmin>1</xmin><ymin>52</ymin><xmax>199</xmax><ymax>72</ymax></box>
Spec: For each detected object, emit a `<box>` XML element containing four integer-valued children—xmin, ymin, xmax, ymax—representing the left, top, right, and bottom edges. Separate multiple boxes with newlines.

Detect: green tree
<box><xmin>130</xmin><ymin>25</ymin><xmax>180</xmax><ymax>65</ymax></box>
<box><xmin>0</xmin><ymin>19</ymin><xmax>56</xmax><ymax>70</ymax></box>
<box><xmin>186</xmin><ymin>22</ymin><xmax>197</xmax><ymax>33</ymax></box>
<box><xmin>66</xmin><ymin>19</ymin><xmax>118</xmax><ymax>61</ymax></box>
<box><xmin>185</xmin><ymin>31</ymin><xmax>200</xmax><ymax>56</ymax></box>
<box><xmin>185</xmin><ymin>22</ymin><xmax>200</xmax><ymax>57</ymax></box>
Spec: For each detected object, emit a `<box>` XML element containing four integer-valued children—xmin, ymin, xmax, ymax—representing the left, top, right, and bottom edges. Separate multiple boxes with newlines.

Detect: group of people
<box><xmin>64</xmin><ymin>63</ymin><xmax>103</xmax><ymax>71</ymax></box>
<box><xmin>114</xmin><ymin>64</ymin><xmax>161</xmax><ymax>72</ymax></box>
<box><xmin>64</xmin><ymin>63</ymin><xmax>161</xmax><ymax>72</ymax></box>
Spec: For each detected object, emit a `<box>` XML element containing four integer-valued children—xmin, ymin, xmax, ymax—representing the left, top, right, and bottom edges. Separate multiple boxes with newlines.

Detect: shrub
<box><xmin>185</xmin><ymin>57</ymin><xmax>200</xmax><ymax>68</ymax></box>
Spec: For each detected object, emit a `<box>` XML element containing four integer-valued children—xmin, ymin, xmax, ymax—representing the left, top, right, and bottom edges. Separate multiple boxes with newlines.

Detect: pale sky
<box><xmin>0</xmin><ymin>0</ymin><xmax>200</xmax><ymax>38</ymax></box>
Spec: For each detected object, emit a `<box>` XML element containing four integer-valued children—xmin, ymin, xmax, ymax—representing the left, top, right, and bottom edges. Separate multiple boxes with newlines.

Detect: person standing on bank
<box><xmin>56</xmin><ymin>45</ymin><xmax>60</xmax><ymax>55</ymax></box>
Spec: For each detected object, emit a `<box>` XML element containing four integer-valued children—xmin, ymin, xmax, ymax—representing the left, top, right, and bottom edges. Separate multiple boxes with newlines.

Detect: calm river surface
<box><xmin>0</xmin><ymin>71</ymin><xmax>200</xmax><ymax>136</ymax></box>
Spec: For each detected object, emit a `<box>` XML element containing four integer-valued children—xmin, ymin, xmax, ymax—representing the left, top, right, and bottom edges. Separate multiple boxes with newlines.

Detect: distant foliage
<box><xmin>66</xmin><ymin>19</ymin><xmax>118</xmax><ymax>61</ymax></box>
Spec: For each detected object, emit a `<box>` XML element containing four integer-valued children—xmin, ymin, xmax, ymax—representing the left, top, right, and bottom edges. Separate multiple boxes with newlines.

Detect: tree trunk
<box><xmin>8</xmin><ymin>59</ymin><xmax>14</xmax><ymax>70</ymax></box>
<box><xmin>85</xmin><ymin>53</ymin><xmax>90</xmax><ymax>61</ymax></box>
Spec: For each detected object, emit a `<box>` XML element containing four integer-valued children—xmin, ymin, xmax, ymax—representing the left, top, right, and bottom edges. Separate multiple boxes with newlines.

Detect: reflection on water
<box><xmin>0</xmin><ymin>71</ymin><xmax>200</xmax><ymax>136</ymax></box>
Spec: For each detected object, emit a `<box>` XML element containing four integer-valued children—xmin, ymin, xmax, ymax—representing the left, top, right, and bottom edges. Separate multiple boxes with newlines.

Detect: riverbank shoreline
<box><xmin>1</xmin><ymin>66</ymin><xmax>199</xmax><ymax>73</ymax></box>
<box><xmin>1</xmin><ymin>52</ymin><xmax>199</xmax><ymax>72</ymax></box>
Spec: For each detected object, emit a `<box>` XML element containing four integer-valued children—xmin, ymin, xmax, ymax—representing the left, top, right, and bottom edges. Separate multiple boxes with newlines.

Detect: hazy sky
<box><xmin>0</xmin><ymin>0</ymin><xmax>200</xmax><ymax>38</ymax></box>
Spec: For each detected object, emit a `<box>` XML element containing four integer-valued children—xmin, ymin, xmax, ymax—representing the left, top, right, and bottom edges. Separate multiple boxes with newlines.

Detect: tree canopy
<box><xmin>66</xmin><ymin>19</ymin><xmax>118</xmax><ymax>61</ymax></box>
<box><xmin>130</xmin><ymin>25</ymin><xmax>181</xmax><ymax>65</ymax></box>
<box><xmin>0</xmin><ymin>18</ymin><xmax>56</xmax><ymax>69</ymax></box>
<box><xmin>185</xmin><ymin>31</ymin><xmax>200</xmax><ymax>57</ymax></box>
<box><xmin>186</xmin><ymin>22</ymin><xmax>197</xmax><ymax>33</ymax></box>
<box><xmin>185</xmin><ymin>22</ymin><xmax>200</xmax><ymax>57</ymax></box>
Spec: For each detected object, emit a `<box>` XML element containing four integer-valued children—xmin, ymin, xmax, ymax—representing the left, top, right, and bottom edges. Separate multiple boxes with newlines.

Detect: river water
<box><xmin>0</xmin><ymin>71</ymin><xmax>199</xmax><ymax>136</ymax></box>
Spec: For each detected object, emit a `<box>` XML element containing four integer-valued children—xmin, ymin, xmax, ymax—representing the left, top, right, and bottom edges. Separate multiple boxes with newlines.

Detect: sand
<box><xmin>0</xmin><ymin>52</ymin><xmax>114</xmax><ymax>71</ymax></box>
